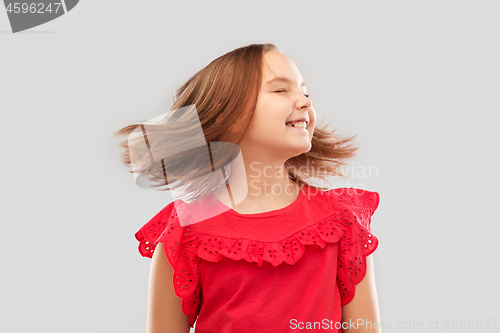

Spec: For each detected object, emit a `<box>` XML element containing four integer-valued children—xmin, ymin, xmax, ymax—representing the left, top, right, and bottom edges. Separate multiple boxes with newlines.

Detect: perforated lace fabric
<box><xmin>135</xmin><ymin>187</ymin><xmax>379</xmax><ymax>328</ymax></box>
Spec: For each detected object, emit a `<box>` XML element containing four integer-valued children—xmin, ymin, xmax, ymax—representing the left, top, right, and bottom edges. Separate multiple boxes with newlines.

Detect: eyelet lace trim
<box><xmin>135</xmin><ymin>203</ymin><xmax>201</xmax><ymax>328</ymax></box>
<box><xmin>135</xmin><ymin>190</ymin><xmax>379</xmax><ymax>325</ymax></box>
<box><xmin>332</xmin><ymin>188</ymin><xmax>380</xmax><ymax>305</ymax></box>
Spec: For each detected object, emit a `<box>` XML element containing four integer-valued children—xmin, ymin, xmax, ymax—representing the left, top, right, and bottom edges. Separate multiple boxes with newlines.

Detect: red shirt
<box><xmin>135</xmin><ymin>186</ymin><xmax>380</xmax><ymax>332</ymax></box>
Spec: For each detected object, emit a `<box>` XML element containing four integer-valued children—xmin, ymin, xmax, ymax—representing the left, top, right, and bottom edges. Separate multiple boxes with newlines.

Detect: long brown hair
<box><xmin>114</xmin><ymin>43</ymin><xmax>358</xmax><ymax>203</ymax></box>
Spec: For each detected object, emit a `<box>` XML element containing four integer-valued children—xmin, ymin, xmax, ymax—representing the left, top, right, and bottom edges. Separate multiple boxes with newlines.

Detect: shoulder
<box><xmin>134</xmin><ymin>200</ymin><xmax>201</xmax><ymax>327</ymax></box>
<box><xmin>306</xmin><ymin>187</ymin><xmax>380</xmax><ymax>233</ymax></box>
<box><xmin>300</xmin><ymin>186</ymin><xmax>379</xmax><ymax>216</ymax></box>
<box><xmin>135</xmin><ymin>200</ymin><xmax>198</xmax><ymax>258</ymax></box>
<box><xmin>328</xmin><ymin>188</ymin><xmax>380</xmax><ymax>306</ymax></box>
<box><xmin>323</xmin><ymin>187</ymin><xmax>380</xmax><ymax>212</ymax></box>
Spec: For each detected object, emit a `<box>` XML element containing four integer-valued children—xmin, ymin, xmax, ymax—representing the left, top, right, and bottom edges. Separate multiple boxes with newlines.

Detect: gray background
<box><xmin>1</xmin><ymin>1</ymin><xmax>499</xmax><ymax>332</ymax></box>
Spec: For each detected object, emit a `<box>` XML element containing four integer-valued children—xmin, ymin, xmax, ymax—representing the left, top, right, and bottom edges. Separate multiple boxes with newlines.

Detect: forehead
<box><xmin>261</xmin><ymin>51</ymin><xmax>304</xmax><ymax>84</ymax></box>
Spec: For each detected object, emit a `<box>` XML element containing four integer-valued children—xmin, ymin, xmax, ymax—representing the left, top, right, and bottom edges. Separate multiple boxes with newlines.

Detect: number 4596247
<box><xmin>444</xmin><ymin>319</ymin><xmax>498</xmax><ymax>330</ymax></box>
<box><xmin>6</xmin><ymin>3</ymin><xmax>62</xmax><ymax>14</ymax></box>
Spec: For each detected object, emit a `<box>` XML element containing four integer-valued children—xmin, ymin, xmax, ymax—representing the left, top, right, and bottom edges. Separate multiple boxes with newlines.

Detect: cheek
<box><xmin>309</xmin><ymin>111</ymin><xmax>317</xmax><ymax>127</ymax></box>
<box><xmin>308</xmin><ymin>115</ymin><xmax>316</xmax><ymax>137</ymax></box>
<box><xmin>246</xmin><ymin>112</ymin><xmax>281</xmax><ymax>139</ymax></box>
<box><xmin>253</xmin><ymin>103</ymin><xmax>288</xmax><ymax>129</ymax></box>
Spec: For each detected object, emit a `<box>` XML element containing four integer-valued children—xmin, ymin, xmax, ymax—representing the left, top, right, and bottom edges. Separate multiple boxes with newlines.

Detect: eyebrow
<box><xmin>265</xmin><ymin>76</ymin><xmax>306</xmax><ymax>87</ymax></box>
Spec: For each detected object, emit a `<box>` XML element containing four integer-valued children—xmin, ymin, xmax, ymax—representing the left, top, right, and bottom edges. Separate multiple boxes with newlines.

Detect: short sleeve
<box><xmin>134</xmin><ymin>202</ymin><xmax>201</xmax><ymax>328</ymax></box>
<box><xmin>332</xmin><ymin>188</ymin><xmax>380</xmax><ymax>306</ymax></box>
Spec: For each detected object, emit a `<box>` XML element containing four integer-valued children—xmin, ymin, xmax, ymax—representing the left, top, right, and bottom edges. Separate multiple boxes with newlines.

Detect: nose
<box><xmin>296</xmin><ymin>92</ymin><xmax>312</xmax><ymax>111</ymax></box>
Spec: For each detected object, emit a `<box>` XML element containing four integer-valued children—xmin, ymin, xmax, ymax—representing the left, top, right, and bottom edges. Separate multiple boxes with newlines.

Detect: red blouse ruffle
<box><xmin>135</xmin><ymin>187</ymin><xmax>380</xmax><ymax>328</ymax></box>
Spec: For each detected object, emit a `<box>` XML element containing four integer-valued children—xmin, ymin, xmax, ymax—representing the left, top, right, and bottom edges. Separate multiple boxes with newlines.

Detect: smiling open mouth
<box><xmin>285</xmin><ymin>121</ymin><xmax>308</xmax><ymax>128</ymax></box>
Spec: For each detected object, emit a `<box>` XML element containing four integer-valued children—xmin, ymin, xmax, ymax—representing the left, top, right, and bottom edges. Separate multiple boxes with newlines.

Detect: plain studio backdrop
<box><xmin>1</xmin><ymin>1</ymin><xmax>498</xmax><ymax>332</ymax></box>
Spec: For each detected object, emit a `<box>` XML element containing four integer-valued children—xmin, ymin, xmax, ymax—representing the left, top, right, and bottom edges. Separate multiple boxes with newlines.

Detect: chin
<box><xmin>289</xmin><ymin>143</ymin><xmax>312</xmax><ymax>156</ymax></box>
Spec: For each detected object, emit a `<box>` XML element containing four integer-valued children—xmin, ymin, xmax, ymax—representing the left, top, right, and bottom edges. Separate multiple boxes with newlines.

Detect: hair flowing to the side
<box><xmin>114</xmin><ymin>43</ymin><xmax>358</xmax><ymax>203</ymax></box>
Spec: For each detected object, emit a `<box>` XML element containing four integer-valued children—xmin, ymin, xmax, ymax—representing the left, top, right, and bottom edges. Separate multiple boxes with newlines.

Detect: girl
<box><xmin>115</xmin><ymin>43</ymin><xmax>381</xmax><ymax>332</ymax></box>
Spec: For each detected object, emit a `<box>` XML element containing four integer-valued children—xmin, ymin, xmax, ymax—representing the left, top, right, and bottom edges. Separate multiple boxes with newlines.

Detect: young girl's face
<box><xmin>241</xmin><ymin>50</ymin><xmax>316</xmax><ymax>159</ymax></box>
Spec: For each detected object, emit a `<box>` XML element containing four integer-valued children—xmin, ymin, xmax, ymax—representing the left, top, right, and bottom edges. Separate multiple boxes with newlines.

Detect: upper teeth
<box><xmin>286</xmin><ymin>121</ymin><xmax>307</xmax><ymax>128</ymax></box>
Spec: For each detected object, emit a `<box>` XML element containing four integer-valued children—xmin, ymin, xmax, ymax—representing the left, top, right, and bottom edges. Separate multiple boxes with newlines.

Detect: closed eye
<box><xmin>274</xmin><ymin>89</ymin><xmax>310</xmax><ymax>98</ymax></box>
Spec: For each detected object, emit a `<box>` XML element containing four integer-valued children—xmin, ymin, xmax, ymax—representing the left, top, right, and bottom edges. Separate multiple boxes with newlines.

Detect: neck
<box><xmin>213</xmin><ymin>149</ymin><xmax>302</xmax><ymax>211</ymax></box>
